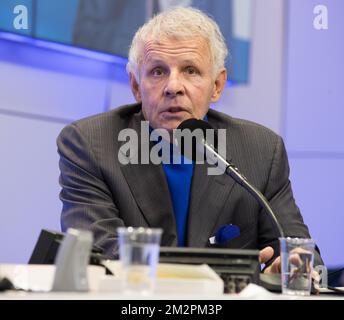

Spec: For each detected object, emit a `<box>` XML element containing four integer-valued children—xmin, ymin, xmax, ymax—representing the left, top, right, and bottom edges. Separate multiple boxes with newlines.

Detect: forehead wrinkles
<box><xmin>142</xmin><ymin>38</ymin><xmax>212</xmax><ymax>64</ymax></box>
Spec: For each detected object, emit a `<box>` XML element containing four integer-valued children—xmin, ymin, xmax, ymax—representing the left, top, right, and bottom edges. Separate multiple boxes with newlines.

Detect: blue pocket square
<box><xmin>209</xmin><ymin>224</ymin><xmax>241</xmax><ymax>245</ymax></box>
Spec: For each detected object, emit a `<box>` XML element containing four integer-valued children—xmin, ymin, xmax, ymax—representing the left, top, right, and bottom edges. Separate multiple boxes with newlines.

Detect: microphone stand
<box><xmin>203</xmin><ymin>141</ymin><xmax>285</xmax><ymax>238</ymax></box>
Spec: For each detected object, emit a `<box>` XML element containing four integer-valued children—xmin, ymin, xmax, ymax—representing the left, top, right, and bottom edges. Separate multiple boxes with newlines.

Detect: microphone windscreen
<box><xmin>177</xmin><ymin>118</ymin><xmax>212</xmax><ymax>132</ymax></box>
<box><xmin>175</xmin><ymin>118</ymin><xmax>218</xmax><ymax>161</ymax></box>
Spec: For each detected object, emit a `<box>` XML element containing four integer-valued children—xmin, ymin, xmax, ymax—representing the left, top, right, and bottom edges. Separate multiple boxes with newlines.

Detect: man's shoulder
<box><xmin>72</xmin><ymin>103</ymin><xmax>142</xmax><ymax>130</ymax></box>
<box><xmin>57</xmin><ymin>103</ymin><xmax>142</xmax><ymax>144</ymax></box>
<box><xmin>208</xmin><ymin>108</ymin><xmax>280</xmax><ymax>141</ymax></box>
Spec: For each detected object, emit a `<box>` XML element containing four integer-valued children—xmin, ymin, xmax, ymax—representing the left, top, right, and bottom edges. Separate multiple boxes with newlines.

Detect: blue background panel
<box><xmin>35</xmin><ymin>0</ymin><xmax>79</xmax><ymax>44</ymax></box>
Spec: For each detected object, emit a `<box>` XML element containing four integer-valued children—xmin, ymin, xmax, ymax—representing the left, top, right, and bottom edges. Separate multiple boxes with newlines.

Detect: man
<box><xmin>58</xmin><ymin>7</ymin><xmax>323</xmax><ymax>272</ymax></box>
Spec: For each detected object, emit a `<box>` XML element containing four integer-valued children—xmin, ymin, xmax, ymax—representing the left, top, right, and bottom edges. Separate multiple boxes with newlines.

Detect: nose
<box><xmin>164</xmin><ymin>72</ymin><xmax>185</xmax><ymax>98</ymax></box>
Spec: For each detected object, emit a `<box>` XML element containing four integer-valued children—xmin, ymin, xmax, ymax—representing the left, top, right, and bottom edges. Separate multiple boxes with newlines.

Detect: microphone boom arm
<box><xmin>203</xmin><ymin>141</ymin><xmax>285</xmax><ymax>238</ymax></box>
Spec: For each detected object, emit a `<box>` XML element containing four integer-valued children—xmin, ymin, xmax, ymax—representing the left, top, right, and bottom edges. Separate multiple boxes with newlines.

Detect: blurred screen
<box><xmin>0</xmin><ymin>0</ymin><xmax>253</xmax><ymax>83</ymax></box>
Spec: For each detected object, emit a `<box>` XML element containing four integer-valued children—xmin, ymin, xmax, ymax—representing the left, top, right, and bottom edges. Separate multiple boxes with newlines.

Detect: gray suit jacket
<box><xmin>57</xmin><ymin>103</ymin><xmax>323</xmax><ymax>265</ymax></box>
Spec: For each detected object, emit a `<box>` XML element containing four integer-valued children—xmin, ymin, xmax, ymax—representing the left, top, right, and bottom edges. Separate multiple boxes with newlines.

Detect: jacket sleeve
<box><xmin>57</xmin><ymin>123</ymin><xmax>123</xmax><ymax>258</ymax></box>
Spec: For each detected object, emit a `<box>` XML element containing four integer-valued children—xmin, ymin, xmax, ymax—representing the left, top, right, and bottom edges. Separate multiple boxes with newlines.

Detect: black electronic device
<box><xmin>28</xmin><ymin>229</ymin><xmax>65</xmax><ymax>264</ymax></box>
<box><xmin>159</xmin><ymin>246</ymin><xmax>260</xmax><ymax>293</ymax></box>
<box><xmin>28</xmin><ymin>229</ymin><xmax>113</xmax><ymax>275</ymax></box>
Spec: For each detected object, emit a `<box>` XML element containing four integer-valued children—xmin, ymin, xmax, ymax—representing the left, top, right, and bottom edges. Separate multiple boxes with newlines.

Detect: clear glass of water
<box><xmin>280</xmin><ymin>237</ymin><xmax>315</xmax><ymax>296</ymax></box>
<box><xmin>117</xmin><ymin>227</ymin><xmax>162</xmax><ymax>295</ymax></box>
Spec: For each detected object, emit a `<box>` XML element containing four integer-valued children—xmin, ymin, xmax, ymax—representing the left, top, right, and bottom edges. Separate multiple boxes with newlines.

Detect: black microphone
<box><xmin>175</xmin><ymin>118</ymin><xmax>285</xmax><ymax>238</ymax></box>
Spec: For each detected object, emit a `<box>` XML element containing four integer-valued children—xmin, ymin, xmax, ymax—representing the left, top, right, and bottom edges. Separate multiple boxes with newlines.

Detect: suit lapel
<box><xmin>186</xmin><ymin>164</ymin><xmax>236</xmax><ymax>247</ymax></box>
<box><xmin>119</xmin><ymin>110</ymin><xmax>177</xmax><ymax>246</ymax></box>
<box><xmin>187</xmin><ymin>111</ymin><xmax>237</xmax><ymax>247</ymax></box>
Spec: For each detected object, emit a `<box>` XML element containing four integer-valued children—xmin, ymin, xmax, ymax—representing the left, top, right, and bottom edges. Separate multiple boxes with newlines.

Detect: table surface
<box><xmin>1</xmin><ymin>287</ymin><xmax>344</xmax><ymax>300</ymax></box>
<box><xmin>1</xmin><ymin>264</ymin><xmax>343</xmax><ymax>300</ymax></box>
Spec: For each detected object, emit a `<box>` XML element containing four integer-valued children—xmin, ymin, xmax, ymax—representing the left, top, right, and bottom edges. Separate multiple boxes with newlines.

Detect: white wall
<box><xmin>0</xmin><ymin>38</ymin><xmax>133</xmax><ymax>263</ymax></box>
<box><xmin>284</xmin><ymin>0</ymin><xmax>344</xmax><ymax>267</ymax></box>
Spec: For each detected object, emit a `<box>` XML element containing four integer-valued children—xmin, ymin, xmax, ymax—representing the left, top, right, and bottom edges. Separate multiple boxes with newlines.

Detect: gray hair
<box><xmin>127</xmin><ymin>7</ymin><xmax>228</xmax><ymax>80</ymax></box>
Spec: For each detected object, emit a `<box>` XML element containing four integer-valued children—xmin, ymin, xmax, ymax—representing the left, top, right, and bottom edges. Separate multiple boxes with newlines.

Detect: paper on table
<box><xmin>98</xmin><ymin>262</ymin><xmax>224</xmax><ymax>295</ymax></box>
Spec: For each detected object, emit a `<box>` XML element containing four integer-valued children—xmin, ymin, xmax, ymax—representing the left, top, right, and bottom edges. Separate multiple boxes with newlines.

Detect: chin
<box><xmin>155</xmin><ymin>114</ymin><xmax>193</xmax><ymax>132</ymax></box>
<box><xmin>165</xmin><ymin>119</ymin><xmax>186</xmax><ymax>131</ymax></box>
<box><xmin>154</xmin><ymin>120</ymin><xmax>176</xmax><ymax>131</ymax></box>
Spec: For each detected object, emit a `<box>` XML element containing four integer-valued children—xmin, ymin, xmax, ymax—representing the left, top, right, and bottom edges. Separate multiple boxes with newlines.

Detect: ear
<box><xmin>211</xmin><ymin>69</ymin><xmax>227</xmax><ymax>103</ymax></box>
<box><xmin>129</xmin><ymin>72</ymin><xmax>142</xmax><ymax>102</ymax></box>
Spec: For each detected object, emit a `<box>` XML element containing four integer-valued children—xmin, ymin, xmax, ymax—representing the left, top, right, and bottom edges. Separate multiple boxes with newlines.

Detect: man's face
<box><xmin>130</xmin><ymin>37</ymin><xmax>227</xmax><ymax>132</ymax></box>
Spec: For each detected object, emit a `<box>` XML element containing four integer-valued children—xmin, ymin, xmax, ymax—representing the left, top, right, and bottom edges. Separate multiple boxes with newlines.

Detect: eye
<box><xmin>185</xmin><ymin>66</ymin><xmax>198</xmax><ymax>75</ymax></box>
<box><xmin>151</xmin><ymin>67</ymin><xmax>164</xmax><ymax>76</ymax></box>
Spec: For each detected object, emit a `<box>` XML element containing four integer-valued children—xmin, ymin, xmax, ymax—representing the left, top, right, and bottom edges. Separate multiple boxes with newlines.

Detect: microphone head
<box><xmin>177</xmin><ymin>118</ymin><xmax>213</xmax><ymax>132</ymax></box>
<box><xmin>175</xmin><ymin>118</ymin><xmax>218</xmax><ymax>161</ymax></box>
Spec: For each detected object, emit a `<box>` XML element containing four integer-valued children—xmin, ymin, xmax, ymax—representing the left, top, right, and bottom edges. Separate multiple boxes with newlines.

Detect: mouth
<box><xmin>161</xmin><ymin>106</ymin><xmax>189</xmax><ymax>114</ymax></box>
